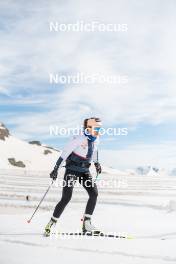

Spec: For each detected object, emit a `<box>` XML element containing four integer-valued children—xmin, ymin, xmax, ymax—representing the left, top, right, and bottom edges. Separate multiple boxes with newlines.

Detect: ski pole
<box><xmin>27</xmin><ymin>180</ymin><xmax>54</xmax><ymax>223</ymax></box>
<box><xmin>95</xmin><ymin>150</ymin><xmax>100</xmax><ymax>181</ymax></box>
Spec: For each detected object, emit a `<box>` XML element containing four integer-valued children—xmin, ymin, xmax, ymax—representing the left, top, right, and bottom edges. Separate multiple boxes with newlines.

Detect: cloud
<box><xmin>0</xmin><ymin>0</ymin><xmax>176</xmax><ymax>171</ymax></box>
<box><xmin>0</xmin><ymin>86</ymin><xmax>10</xmax><ymax>96</ymax></box>
<box><xmin>0</xmin><ymin>0</ymin><xmax>175</xmax><ymax>114</ymax></box>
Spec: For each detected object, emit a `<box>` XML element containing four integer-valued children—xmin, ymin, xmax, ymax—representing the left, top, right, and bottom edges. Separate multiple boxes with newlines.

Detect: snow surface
<box><xmin>0</xmin><ymin>170</ymin><xmax>176</xmax><ymax>264</ymax></box>
<box><xmin>0</xmin><ymin>203</ymin><xmax>176</xmax><ymax>264</ymax></box>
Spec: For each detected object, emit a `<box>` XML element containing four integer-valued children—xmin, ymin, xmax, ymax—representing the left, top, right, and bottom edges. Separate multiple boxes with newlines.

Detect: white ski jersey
<box><xmin>59</xmin><ymin>134</ymin><xmax>99</xmax><ymax>167</ymax></box>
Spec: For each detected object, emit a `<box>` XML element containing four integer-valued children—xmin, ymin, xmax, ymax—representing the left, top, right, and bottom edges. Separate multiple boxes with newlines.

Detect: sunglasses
<box><xmin>87</xmin><ymin>126</ymin><xmax>101</xmax><ymax>132</ymax></box>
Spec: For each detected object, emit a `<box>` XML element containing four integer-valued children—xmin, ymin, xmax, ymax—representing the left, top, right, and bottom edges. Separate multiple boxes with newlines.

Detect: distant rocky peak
<box><xmin>0</xmin><ymin>122</ymin><xmax>10</xmax><ymax>141</ymax></box>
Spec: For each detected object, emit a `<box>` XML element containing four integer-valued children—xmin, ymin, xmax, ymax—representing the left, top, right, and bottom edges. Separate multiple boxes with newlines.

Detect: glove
<box><xmin>50</xmin><ymin>168</ymin><xmax>58</xmax><ymax>180</ymax></box>
<box><xmin>94</xmin><ymin>162</ymin><xmax>102</xmax><ymax>174</ymax></box>
<box><xmin>50</xmin><ymin>157</ymin><xmax>63</xmax><ymax>180</ymax></box>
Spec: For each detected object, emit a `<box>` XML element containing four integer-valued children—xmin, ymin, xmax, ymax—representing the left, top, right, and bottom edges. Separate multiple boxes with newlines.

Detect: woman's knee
<box><xmin>90</xmin><ymin>188</ymin><xmax>98</xmax><ymax>199</ymax></box>
<box><xmin>61</xmin><ymin>192</ymin><xmax>72</xmax><ymax>204</ymax></box>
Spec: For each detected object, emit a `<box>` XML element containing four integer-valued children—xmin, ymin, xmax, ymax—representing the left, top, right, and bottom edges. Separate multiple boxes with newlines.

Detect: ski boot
<box><xmin>44</xmin><ymin>217</ymin><xmax>57</xmax><ymax>237</ymax></box>
<box><xmin>82</xmin><ymin>214</ymin><xmax>101</xmax><ymax>235</ymax></box>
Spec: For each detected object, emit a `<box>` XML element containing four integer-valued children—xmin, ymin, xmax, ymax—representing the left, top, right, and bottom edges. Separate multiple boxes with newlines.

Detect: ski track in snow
<box><xmin>0</xmin><ymin>237</ymin><xmax>176</xmax><ymax>262</ymax></box>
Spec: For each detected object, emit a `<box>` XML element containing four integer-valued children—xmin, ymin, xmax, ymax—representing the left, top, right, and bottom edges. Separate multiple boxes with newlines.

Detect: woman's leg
<box><xmin>53</xmin><ymin>170</ymin><xmax>77</xmax><ymax>218</ymax></box>
<box><xmin>79</xmin><ymin>172</ymin><xmax>98</xmax><ymax>215</ymax></box>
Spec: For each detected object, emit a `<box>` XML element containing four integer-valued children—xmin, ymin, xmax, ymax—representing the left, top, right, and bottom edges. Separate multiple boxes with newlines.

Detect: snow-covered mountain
<box><xmin>135</xmin><ymin>166</ymin><xmax>169</xmax><ymax>176</ymax></box>
<box><xmin>170</xmin><ymin>168</ymin><xmax>176</xmax><ymax>176</ymax></box>
<box><xmin>0</xmin><ymin>122</ymin><xmax>60</xmax><ymax>171</ymax></box>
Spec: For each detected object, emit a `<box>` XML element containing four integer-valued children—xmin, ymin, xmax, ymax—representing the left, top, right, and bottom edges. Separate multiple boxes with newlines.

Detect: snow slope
<box><xmin>0</xmin><ymin>123</ymin><xmax>60</xmax><ymax>171</ymax></box>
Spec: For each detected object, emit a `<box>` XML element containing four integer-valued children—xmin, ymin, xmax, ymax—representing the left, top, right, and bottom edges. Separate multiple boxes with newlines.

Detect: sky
<box><xmin>0</xmin><ymin>0</ymin><xmax>176</xmax><ymax>169</ymax></box>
